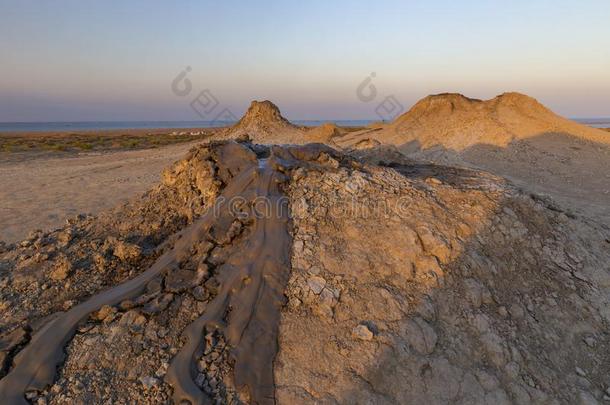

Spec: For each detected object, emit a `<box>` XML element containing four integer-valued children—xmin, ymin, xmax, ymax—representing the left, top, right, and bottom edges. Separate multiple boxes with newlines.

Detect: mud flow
<box><xmin>0</xmin><ymin>141</ymin><xmax>341</xmax><ymax>405</ymax></box>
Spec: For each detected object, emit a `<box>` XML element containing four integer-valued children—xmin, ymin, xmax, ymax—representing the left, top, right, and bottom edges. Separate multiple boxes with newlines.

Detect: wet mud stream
<box><xmin>0</xmin><ymin>142</ymin><xmax>340</xmax><ymax>404</ymax></box>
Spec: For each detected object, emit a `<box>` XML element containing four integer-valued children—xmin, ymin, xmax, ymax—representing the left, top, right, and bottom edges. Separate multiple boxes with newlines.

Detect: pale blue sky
<box><xmin>1</xmin><ymin>0</ymin><xmax>609</xmax><ymax>121</ymax></box>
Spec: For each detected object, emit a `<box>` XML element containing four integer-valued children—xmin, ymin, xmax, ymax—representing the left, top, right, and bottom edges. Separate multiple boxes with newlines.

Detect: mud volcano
<box><xmin>1</xmin><ymin>139</ymin><xmax>609</xmax><ymax>404</ymax></box>
<box><xmin>0</xmin><ymin>141</ymin><xmax>346</xmax><ymax>404</ymax></box>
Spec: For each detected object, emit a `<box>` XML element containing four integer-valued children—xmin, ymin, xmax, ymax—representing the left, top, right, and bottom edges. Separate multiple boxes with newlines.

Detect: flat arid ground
<box><xmin>0</xmin><ymin>131</ymin><xmax>215</xmax><ymax>242</ymax></box>
<box><xmin>0</xmin><ymin>96</ymin><xmax>609</xmax><ymax>405</ymax></box>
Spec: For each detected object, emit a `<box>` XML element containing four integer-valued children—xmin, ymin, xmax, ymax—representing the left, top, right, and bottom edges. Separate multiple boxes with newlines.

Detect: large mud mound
<box><xmin>225</xmin><ymin>100</ymin><xmax>303</xmax><ymax>143</ymax></box>
<box><xmin>225</xmin><ymin>102</ymin><xmax>351</xmax><ymax>145</ymax></box>
<box><xmin>305</xmin><ymin>122</ymin><xmax>347</xmax><ymax>144</ymax></box>
<box><xmin>333</xmin><ymin>93</ymin><xmax>610</xmax><ymax>223</ymax></box>
<box><xmin>0</xmin><ymin>141</ymin><xmax>609</xmax><ymax>404</ymax></box>
<box><xmin>382</xmin><ymin>92</ymin><xmax>610</xmax><ymax>149</ymax></box>
<box><xmin>280</xmin><ymin>152</ymin><xmax>610</xmax><ymax>404</ymax></box>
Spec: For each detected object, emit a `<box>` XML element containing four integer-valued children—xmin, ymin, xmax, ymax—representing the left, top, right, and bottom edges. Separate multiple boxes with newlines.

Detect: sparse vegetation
<box><xmin>0</xmin><ymin>131</ymin><xmax>212</xmax><ymax>154</ymax></box>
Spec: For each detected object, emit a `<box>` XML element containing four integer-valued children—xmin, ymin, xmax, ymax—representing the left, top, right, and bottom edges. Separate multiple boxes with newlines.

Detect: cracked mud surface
<box><xmin>0</xmin><ymin>140</ymin><xmax>609</xmax><ymax>404</ymax></box>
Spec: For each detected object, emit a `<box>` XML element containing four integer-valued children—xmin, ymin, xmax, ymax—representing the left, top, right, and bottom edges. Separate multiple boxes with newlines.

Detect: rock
<box><xmin>575</xmin><ymin>367</ymin><xmax>587</xmax><ymax>377</ymax></box>
<box><xmin>426</xmin><ymin>177</ymin><xmax>442</xmax><ymax>185</ymax></box>
<box><xmin>578</xmin><ymin>391</ymin><xmax>600</xmax><ymax>405</ymax></box>
<box><xmin>155</xmin><ymin>362</ymin><xmax>169</xmax><ymax>378</ymax></box>
<box><xmin>508</xmin><ymin>303</ymin><xmax>525</xmax><ymax>320</ymax></box>
<box><xmin>166</xmin><ymin>267</ymin><xmax>206</xmax><ymax>293</ymax></box>
<box><xmin>293</xmin><ymin>240</ymin><xmax>304</xmax><ymax>253</ymax></box>
<box><xmin>50</xmin><ymin>255</ymin><xmax>72</xmax><ymax>281</ymax></box>
<box><xmin>192</xmin><ymin>285</ymin><xmax>207</xmax><ymax>301</ymax></box>
<box><xmin>307</xmin><ymin>276</ymin><xmax>326</xmax><ymax>294</ymax></box>
<box><xmin>404</xmin><ymin>317</ymin><xmax>438</xmax><ymax>354</ymax></box>
<box><xmin>498</xmin><ymin>306</ymin><xmax>508</xmax><ymax>317</ymax></box>
<box><xmin>352</xmin><ymin>324</ymin><xmax>374</xmax><ymax>341</ymax></box>
<box><xmin>119</xmin><ymin>310</ymin><xmax>147</xmax><ymax>334</ymax></box>
<box><xmin>139</xmin><ymin>376</ymin><xmax>159</xmax><ymax>389</ymax></box>
<box><xmin>143</xmin><ymin>293</ymin><xmax>174</xmax><ymax>315</ymax></box>
<box><xmin>320</xmin><ymin>287</ymin><xmax>338</xmax><ymax>304</ymax></box>
<box><xmin>113</xmin><ymin>241</ymin><xmax>142</xmax><ymax>262</ymax></box>
<box><xmin>25</xmin><ymin>391</ymin><xmax>37</xmax><ymax>400</ymax></box>
<box><xmin>416</xmin><ymin>226</ymin><xmax>451</xmax><ymax>263</ymax></box>
<box><xmin>583</xmin><ymin>336</ymin><xmax>596</xmax><ymax>348</ymax></box>
<box><xmin>144</xmin><ymin>322</ymin><xmax>158</xmax><ymax>341</ymax></box>
<box><xmin>93</xmin><ymin>305</ymin><xmax>116</xmax><ymax>321</ymax></box>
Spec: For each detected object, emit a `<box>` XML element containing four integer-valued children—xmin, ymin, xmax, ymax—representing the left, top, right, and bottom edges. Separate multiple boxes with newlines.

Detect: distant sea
<box><xmin>0</xmin><ymin>119</ymin><xmax>607</xmax><ymax>133</ymax></box>
<box><xmin>0</xmin><ymin>120</ymin><xmax>375</xmax><ymax>133</ymax></box>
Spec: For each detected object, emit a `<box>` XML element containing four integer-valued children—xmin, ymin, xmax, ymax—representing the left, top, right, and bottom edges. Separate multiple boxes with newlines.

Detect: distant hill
<box><xmin>224</xmin><ymin>100</ymin><xmax>304</xmax><ymax>143</ymax></box>
<box><xmin>332</xmin><ymin>92</ymin><xmax>610</xmax><ymax>222</ymax></box>
<box><xmin>374</xmin><ymin>92</ymin><xmax>610</xmax><ymax>149</ymax></box>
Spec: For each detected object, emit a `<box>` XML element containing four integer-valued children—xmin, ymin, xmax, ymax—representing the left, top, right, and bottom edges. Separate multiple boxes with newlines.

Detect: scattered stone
<box><xmin>583</xmin><ymin>336</ymin><xmax>596</xmax><ymax>348</ymax></box>
<box><xmin>166</xmin><ymin>268</ymin><xmax>205</xmax><ymax>293</ymax></box>
<box><xmin>93</xmin><ymin>305</ymin><xmax>116</xmax><ymax>322</ymax></box>
<box><xmin>191</xmin><ymin>285</ymin><xmax>207</xmax><ymax>301</ymax></box>
<box><xmin>113</xmin><ymin>241</ymin><xmax>142</xmax><ymax>262</ymax></box>
<box><xmin>307</xmin><ymin>276</ymin><xmax>326</xmax><ymax>294</ymax></box>
<box><xmin>352</xmin><ymin>324</ymin><xmax>374</xmax><ymax>341</ymax></box>
<box><xmin>139</xmin><ymin>376</ymin><xmax>159</xmax><ymax>389</ymax></box>
<box><xmin>508</xmin><ymin>303</ymin><xmax>525</xmax><ymax>320</ymax></box>
<box><xmin>498</xmin><ymin>306</ymin><xmax>508</xmax><ymax>318</ymax></box>
<box><xmin>143</xmin><ymin>293</ymin><xmax>174</xmax><ymax>315</ymax></box>
<box><xmin>50</xmin><ymin>255</ymin><xmax>72</xmax><ymax>281</ymax></box>
<box><xmin>578</xmin><ymin>391</ymin><xmax>600</xmax><ymax>405</ymax></box>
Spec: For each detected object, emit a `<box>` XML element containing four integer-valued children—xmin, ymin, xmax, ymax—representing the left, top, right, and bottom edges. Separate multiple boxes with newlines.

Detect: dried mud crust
<box><xmin>0</xmin><ymin>141</ymin><xmax>354</xmax><ymax>405</ymax></box>
<box><xmin>0</xmin><ymin>141</ymin><xmax>608</xmax><ymax>404</ymax></box>
<box><xmin>278</xmin><ymin>148</ymin><xmax>610</xmax><ymax>404</ymax></box>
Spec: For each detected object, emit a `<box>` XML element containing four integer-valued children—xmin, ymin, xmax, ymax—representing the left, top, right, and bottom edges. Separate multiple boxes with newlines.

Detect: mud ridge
<box><xmin>0</xmin><ymin>141</ymin><xmax>343</xmax><ymax>405</ymax></box>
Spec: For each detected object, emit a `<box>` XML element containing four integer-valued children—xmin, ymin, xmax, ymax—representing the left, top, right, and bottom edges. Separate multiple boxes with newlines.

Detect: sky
<box><xmin>1</xmin><ymin>0</ymin><xmax>609</xmax><ymax>122</ymax></box>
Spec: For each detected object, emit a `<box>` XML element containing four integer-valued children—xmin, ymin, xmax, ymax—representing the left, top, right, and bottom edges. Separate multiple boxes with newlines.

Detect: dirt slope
<box><xmin>0</xmin><ymin>140</ymin><xmax>609</xmax><ymax>404</ymax></box>
<box><xmin>222</xmin><ymin>101</ymin><xmax>352</xmax><ymax>145</ymax></box>
<box><xmin>355</xmin><ymin>92</ymin><xmax>610</xmax><ymax>150</ymax></box>
<box><xmin>0</xmin><ymin>141</ymin><xmax>203</xmax><ymax>243</ymax></box>
<box><xmin>333</xmin><ymin>93</ymin><xmax>610</xmax><ymax>224</ymax></box>
<box><xmin>222</xmin><ymin>101</ymin><xmax>305</xmax><ymax>144</ymax></box>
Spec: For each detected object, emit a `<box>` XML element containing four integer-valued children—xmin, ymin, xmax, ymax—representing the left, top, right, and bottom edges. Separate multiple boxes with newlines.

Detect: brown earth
<box><xmin>1</xmin><ymin>94</ymin><xmax>610</xmax><ymax>405</ymax></box>
<box><xmin>0</xmin><ymin>140</ymin><xmax>207</xmax><ymax>244</ymax></box>
<box><xmin>332</xmin><ymin>93</ymin><xmax>610</xmax><ymax>225</ymax></box>
<box><xmin>221</xmin><ymin>101</ymin><xmax>305</xmax><ymax>144</ymax></box>
<box><xmin>0</xmin><ymin>139</ymin><xmax>609</xmax><ymax>404</ymax></box>
<box><xmin>222</xmin><ymin>100</ymin><xmax>356</xmax><ymax>145</ymax></box>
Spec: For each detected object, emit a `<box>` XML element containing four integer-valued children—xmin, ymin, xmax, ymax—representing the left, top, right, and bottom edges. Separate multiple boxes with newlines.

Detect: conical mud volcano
<box><xmin>225</xmin><ymin>101</ymin><xmax>303</xmax><ymax>144</ymax></box>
